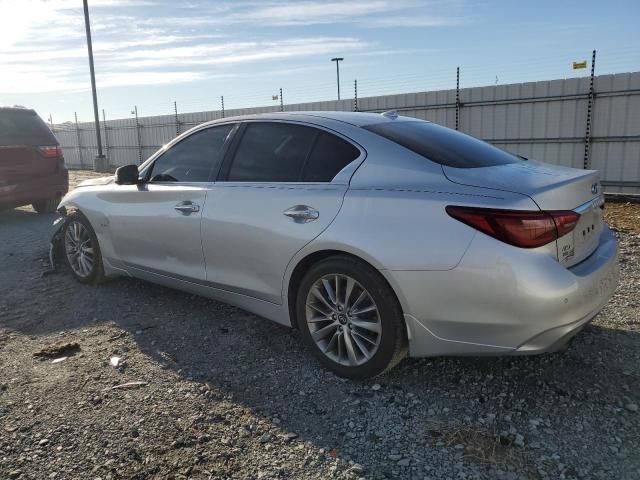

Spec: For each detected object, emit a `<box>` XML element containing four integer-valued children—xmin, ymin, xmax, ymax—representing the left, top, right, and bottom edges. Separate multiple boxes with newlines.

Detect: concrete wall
<box><xmin>53</xmin><ymin>71</ymin><xmax>640</xmax><ymax>193</ymax></box>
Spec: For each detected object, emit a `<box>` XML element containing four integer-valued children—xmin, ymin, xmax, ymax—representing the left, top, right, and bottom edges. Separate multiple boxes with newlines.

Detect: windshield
<box><xmin>363</xmin><ymin>121</ymin><xmax>521</xmax><ymax>169</ymax></box>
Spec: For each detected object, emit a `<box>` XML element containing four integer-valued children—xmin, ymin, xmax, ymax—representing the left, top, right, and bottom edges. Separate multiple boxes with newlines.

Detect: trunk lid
<box><xmin>442</xmin><ymin>160</ymin><xmax>604</xmax><ymax>267</ymax></box>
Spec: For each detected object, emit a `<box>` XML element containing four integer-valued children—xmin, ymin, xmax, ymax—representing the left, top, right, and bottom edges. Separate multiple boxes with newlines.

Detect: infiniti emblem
<box><xmin>591</xmin><ymin>183</ymin><xmax>599</xmax><ymax>194</ymax></box>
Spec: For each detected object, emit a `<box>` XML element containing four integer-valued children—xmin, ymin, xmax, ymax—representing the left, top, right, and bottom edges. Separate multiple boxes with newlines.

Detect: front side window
<box><xmin>149</xmin><ymin>124</ymin><xmax>235</xmax><ymax>182</ymax></box>
<box><xmin>227</xmin><ymin>122</ymin><xmax>360</xmax><ymax>182</ymax></box>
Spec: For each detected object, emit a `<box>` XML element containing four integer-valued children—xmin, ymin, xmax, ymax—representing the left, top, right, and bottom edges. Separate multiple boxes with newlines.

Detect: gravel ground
<box><xmin>1</xmin><ymin>171</ymin><xmax>639</xmax><ymax>480</ymax></box>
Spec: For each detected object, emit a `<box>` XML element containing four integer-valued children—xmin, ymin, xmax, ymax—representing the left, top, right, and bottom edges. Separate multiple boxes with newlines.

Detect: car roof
<box><xmin>210</xmin><ymin>111</ymin><xmax>427</xmax><ymax>128</ymax></box>
<box><xmin>0</xmin><ymin>106</ymin><xmax>37</xmax><ymax>114</ymax></box>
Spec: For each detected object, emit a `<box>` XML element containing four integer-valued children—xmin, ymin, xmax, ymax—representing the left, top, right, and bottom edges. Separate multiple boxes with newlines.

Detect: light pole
<box><xmin>83</xmin><ymin>0</ymin><xmax>107</xmax><ymax>171</ymax></box>
<box><xmin>331</xmin><ymin>57</ymin><xmax>344</xmax><ymax>100</ymax></box>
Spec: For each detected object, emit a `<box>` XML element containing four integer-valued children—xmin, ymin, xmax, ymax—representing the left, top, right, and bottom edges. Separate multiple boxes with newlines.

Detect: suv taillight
<box><xmin>446</xmin><ymin>206</ymin><xmax>580</xmax><ymax>248</ymax></box>
<box><xmin>38</xmin><ymin>145</ymin><xmax>62</xmax><ymax>157</ymax></box>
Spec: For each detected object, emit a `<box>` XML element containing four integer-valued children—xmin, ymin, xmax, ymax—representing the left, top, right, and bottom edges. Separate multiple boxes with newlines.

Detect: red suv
<box><xmin>0</xmin><ymin>107</ymin><xmax>68</xmax><ymax>213</ymax></box>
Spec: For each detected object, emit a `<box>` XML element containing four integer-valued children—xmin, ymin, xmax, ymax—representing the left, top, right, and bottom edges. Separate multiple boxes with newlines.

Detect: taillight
<box><xmin>38</xmin><ymin>145</ymin><xmax>62</xmax><ymax>157</ymax></box>
<box><xmin>446</xmin><ymin>206</ymin><xmax>580</xmax><ymax>248</ymax></box>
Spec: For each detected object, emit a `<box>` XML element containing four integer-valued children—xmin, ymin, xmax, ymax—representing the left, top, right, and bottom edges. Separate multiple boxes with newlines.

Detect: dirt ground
<box><xmin>1</xmin><ymin>170</ymin><xmax>639</xmax><ymax>480</ymax></box>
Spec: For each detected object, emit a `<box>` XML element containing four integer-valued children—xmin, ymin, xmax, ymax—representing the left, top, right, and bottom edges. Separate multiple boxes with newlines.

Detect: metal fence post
<box><xmin>455</xmin><ymin>66</ymin><xmax>460</xmax><ymax>131</ymax></box>
<box><xmin>75</xmin><ymin>112</ymin><xmax>83</xmax><ymax>168</ymax></box>
<box><xmin>354</xmin><ymin>80</ymin><xmax>358</xmax><ymax>112</ymax></box>
<box><xmin>102</xmin><ymin>109</ymin><xmax>109</xmax><ymax>168</ymax></box>
<box><xmin>583</xmin><ymin>50</ymin><xmax>597</xmax><ymax>169</ymax></box>
<box><xmin>221</xmin><ymin>96</ymin><xmax>225</xmax><ymax>118</ymax></box>
<box><xmin>134</xmin><ymin>105</ymin><xmax>142</xmax><ymax>165</ymax></box>
<box><xmin>174</xmin><ymin>101</ymin><xmax>180</xmax><ymax>137</ymax></box>
<box><xmin>280</xmin><ymin>88</ymin><xmax>284</xmax><ymax>112</ymax></box>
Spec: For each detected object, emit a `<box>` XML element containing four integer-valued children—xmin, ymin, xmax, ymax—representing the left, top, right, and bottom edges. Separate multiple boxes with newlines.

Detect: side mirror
<box><xmin>115</xmin><ymin>164</ymin><xmax>141</xmax><ymax>185</ymax></box>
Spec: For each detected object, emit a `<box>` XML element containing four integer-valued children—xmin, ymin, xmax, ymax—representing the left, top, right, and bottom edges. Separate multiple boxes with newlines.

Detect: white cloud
<box><xmin>0</xmin><ymin>0</ymin><xmax>466</xmax><ymax>95</ymax></box>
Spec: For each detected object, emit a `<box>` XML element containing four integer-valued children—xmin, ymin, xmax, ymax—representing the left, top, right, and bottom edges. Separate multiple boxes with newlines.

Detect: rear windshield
<box><xmin>363</xmin><ymin>121</ymin><xmax>520</xmax><ymax>169</ymax></box>
<box><xmin>0</xmin><ymin>109</ymin><xmax>57</xmax><ymax>146</ymax></box>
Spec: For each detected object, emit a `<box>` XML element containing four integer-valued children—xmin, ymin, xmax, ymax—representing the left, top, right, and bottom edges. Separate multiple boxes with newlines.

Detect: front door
<box><xmin>107</xmin><ymin>123</ymin><xmax>236</xmax><ymax>281</ymax></box>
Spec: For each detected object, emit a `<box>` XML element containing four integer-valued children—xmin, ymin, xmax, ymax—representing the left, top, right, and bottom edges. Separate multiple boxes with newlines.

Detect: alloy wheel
<box><xmin>64</xmin><ymin>220</ymin><xmax>95</xmax><ymax>278</ymax></box>
<box><xmin>305</xmin><ymin>274</ymin><xmax>382</xmax><ymax>366</ymax></box>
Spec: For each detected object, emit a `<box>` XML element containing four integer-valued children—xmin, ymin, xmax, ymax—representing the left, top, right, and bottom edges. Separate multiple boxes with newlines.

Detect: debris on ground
<box><xmin>105</xmin><ymin>381</ymin><xmax>148</xmax><ymax>391</ymax></box>
<box><xmin>33</xmin><ymin>342</ymin><xmax>80</xmax><ymax>359</ymax></box>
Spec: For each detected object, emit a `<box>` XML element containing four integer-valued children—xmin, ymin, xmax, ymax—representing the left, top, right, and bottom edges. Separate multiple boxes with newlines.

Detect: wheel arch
<box><xmin>285</xmin><ymin>248</ymin><xmax>409</xmax><ymax>332</ymax></box>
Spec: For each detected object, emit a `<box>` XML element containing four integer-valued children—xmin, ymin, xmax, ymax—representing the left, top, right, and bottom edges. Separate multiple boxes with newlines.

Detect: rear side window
<box><xmin>228</xmin><ymin>123</ymin><xmax>315</xmax><ymax>182</ymax></box>
<box><xmin>227</xmin><ymin>122</ymin><xmax>360</xmax><ymax>182</ymax></box>
<box><xmin>302</xmin><ymin>132</ymin><xmax>360</xmax><ymax>182</ymax></box>
<box><xmin>363</xmin><ymin>121</ymin><xmax>520</xmax><ymax>169</ymax></box>
<box><xmin>150</xmin><ymin>124</ymin><xmax>235</xmax><ymax>182</ymax></box>
<box><xmin>0</xmin><ymin>109</ymin><xmax>57</xmax><ymax>146</ymax></box>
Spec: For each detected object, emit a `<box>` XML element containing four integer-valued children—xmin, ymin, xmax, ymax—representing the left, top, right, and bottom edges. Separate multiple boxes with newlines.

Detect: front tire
<box><xmin>62</xmin><ymin>212</ymin><xmax>104</xmax><ymax>284</ymax></box>
<box><xmin>296</xmin><ymin>255</ymin><xmax>407</xmax><ymax>379</ymax></box>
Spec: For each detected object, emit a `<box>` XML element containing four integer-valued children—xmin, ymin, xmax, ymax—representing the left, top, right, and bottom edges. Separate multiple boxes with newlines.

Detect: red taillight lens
<box><xmin>38</xmin><ymin>145</ymin><xmax>62</xmax><ymax>157</ymax></box>
<box><xmin>446</xmin><ymin>206</ymin><xmax>580</xmax><ymax>248</ymax></box>
<box><xmin>549</xmin><ymin>211</ymin><xmax>580</xmax><ymax>237</ymax></box>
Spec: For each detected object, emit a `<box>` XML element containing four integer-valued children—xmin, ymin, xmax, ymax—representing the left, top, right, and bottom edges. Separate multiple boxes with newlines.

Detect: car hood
<box><xmin>77</xmin><ymin>175</ymin><xmax>115</xmax><ymax>187</ymax></box>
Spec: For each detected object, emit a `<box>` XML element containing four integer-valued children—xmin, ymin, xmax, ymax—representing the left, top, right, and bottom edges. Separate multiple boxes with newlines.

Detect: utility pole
<box><xmin>83</xmin><ymin>0</ymin><xmax>107</xmax><ymax>171</ymax></box>
<box><xmin>331</xmin><ymin>57</ymin><xmax>344</xmax><ymax>100</ymax></box>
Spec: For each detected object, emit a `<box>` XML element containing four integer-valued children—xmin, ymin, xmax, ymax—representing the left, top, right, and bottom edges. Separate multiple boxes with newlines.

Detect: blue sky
<box><xmin>1</xmin><ymin>0</ymin><xmax>638</xmax><ymax>123</ymax></box>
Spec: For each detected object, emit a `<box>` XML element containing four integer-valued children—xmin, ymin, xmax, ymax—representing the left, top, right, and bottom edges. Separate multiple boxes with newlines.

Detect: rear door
<box><xmin>201</xmin><ymin>121</ymin><xmax>363</xmax><ymax>304</ymax></box>
<box><xmin>0</xmin><ymin>109</ymin><xmax>58</xmax><ymax>189</ymax></box>
<box><xmin>107</xmin><ymin>123</ymin><xmax>236</xmax><ymax>280</ymax></box>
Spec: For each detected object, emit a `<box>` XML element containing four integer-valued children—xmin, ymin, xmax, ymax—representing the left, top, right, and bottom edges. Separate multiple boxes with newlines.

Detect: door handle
<box><xmin>174</xmin><ymin>201</ymin><xmax>200</xmax><ymax>214</ymax></box>
<box><xmin>283</xmin><ymin>205</ymin><xmax>319</xmax><ymax>223</ymax></box>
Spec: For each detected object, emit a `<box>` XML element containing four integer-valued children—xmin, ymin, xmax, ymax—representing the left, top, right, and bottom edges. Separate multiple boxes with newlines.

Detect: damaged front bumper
<box><xmin>49</xmin><ymin>208</ymin><xmax>68</xmax><ymax>271</ymax></box>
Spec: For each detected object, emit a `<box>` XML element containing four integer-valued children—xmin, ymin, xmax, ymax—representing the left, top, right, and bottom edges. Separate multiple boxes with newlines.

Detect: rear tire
<box><xmin>296</xmin><ymin>255</ymin><xmax>407</xmax><ymax>379</ymax></box>
<box><xmin>32</xmin><ymin>197</ymin><xmax>59</xmax><ymax>213</ymax></box>
<box><xmin>62</xmin><ymin>212</ymin><xmax>105</xmax><ymax>284</ymax></box>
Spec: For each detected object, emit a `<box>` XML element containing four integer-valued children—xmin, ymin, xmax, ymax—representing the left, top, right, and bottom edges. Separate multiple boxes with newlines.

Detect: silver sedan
<box><xmin>53</xmin><ymin>111</ymin><xmax>619</xmax><ymax>378</ymax></box>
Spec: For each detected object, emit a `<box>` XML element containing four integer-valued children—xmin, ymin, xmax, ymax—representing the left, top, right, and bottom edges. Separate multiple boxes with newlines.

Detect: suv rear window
<box><xmin>0</xmin><ymin>109</ymin><xmax>57</xmax><ymax>146</ymax></box>
<box><xmin>363</xmin><ymin>121</ymin><xmax>520</xmax><ymax>169</ymax></box>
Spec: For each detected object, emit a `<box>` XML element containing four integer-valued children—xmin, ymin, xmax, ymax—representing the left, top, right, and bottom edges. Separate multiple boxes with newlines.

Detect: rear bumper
<box><xmin>387</xmin><ymin>225</ymin><xmax>619</xmax><ymax>357</ymax></box>
<box><xmin>0</xmin><ymin>168</ymin><xmax>68</xmax><ymax>209</ymax></box>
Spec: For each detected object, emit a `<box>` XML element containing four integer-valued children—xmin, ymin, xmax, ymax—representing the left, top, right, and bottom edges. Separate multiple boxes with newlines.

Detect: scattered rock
<box><xmin>514</xmin><ymin>434</ymin><xmax>525</xmax><ymax>447</ymax></box>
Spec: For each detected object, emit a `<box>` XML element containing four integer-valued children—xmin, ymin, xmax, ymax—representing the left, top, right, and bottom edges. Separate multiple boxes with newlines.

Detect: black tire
<box><xmin>32</xmin><ymin>197</ymin><xmax>59</xmax><ymax>213</ymax></box>
<box><xmin>296</xmin><ymin>255</ymin><xmax>407</xmax><ymax>379</ymax></box>
<box><xmin>62</xmin><ymin>212</ymin><xmax>105</xmax><ymax>284</ymax></box>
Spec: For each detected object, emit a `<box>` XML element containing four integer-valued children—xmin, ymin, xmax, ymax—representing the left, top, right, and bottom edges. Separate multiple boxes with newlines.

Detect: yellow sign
<box><xmin>272</xmin><ymin>95</ymin><xmax>279</xmax><ymax>101</ymax></box>
<box><xmin>573</xmin><ymin>61</ymin><xmax>587</xmax><ymax>70</ymax></box>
